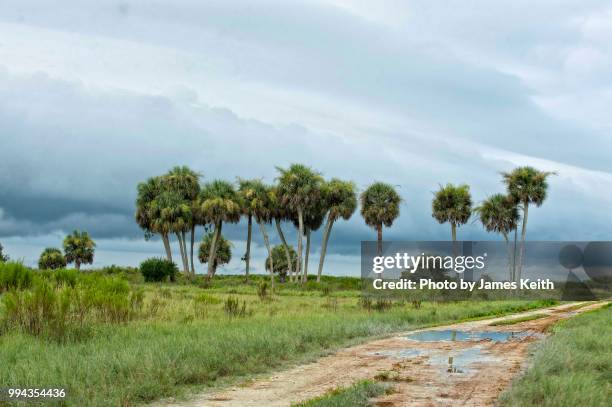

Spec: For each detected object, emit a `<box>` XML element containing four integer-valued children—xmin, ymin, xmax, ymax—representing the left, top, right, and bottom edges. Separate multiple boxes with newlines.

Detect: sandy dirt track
<box><xmin>162</xmin><ymin>301</ymin><xmax>607</xmax><ymax>407</ymax></box>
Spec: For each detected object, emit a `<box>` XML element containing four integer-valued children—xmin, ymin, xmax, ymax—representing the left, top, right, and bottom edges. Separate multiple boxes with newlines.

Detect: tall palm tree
<box><xmin>276</xmin><ymin>164</ymin><xmax>323</xmax><ymax>285</ymax></box>
<box><xmin>432</xmin><ymin>183</ymin><xmax>472</xmax><ymax>241</ymax></box>
<box><xmin>269</xmin><ymin>186</ymin><xmax>295</xmax><ymax>282</ymax></box>
<box><xmin>237</xmin><ymin>179</ymin><xmax>260</xmax><ymax>282</ymax></box>
<box><xmin>360</xmin><ymin>182</ymin><xmax>401</xmax><ymax>255</ymax></box>
<box><xmin>241</xmin><ymin>180</ymin><xmax>276</xmax><ymax>289</ymax></box>
<box><xmin>317</xmin><ymin>179</ymin><xmax>357</xmax><ymax>282</ymax></box>
<box><xmin>296</xmin><ymin>202</ymin><xmax>326</xmax><ymax>283</ymax></box>
<box><xmin>199</xmin><ymin>180</ymin><xmax>242</xmax><ymax>278</ymax></box>
<box><xmin>63</xmin><ymin>230</ymin><xmax>96</xmax><ymax>271</ymax></box>
<box><xmin>474</xmin><ymin>193</ymin><xmax>520</xmax><ymax>280</ymax></box>
<box><xmin>151</xmin><ymin>190</ymin><xmax>192</xmax><ymax>273</ymax></box>
<box><xmin>136</xmin><ymin>176</ymin><xmax>173</xmax><ymax>262</ymax></box>
<box><xmin>502</xmin><ymin>166</ymin><xmax>554</xmax><ymax>279</ymax></box>
<box><xmin>163</xmin><ymin>166</ymin><xmax>201</xmax><ymax>275</ymax></box>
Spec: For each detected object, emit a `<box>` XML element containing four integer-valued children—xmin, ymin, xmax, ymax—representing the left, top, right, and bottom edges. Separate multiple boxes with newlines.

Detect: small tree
<box><xmin>38</xmin><ymin>248</ymin><xmax>67</xmax><ymax>270</ymax></box>
<box><xmin>266</xmin><ymin>244</ymin><xmax>297</xmax><ymax>283</ymax></box>
<box><xmin>140</xmin><ymin>258</ymin><xmax>178</xmax><ymax>282</ymax></box>
<box><xmin>0</xmin><ymin>243</ymin><xmax>8</xmax><ymax>263</ymax></box>
<box><xmin>63</xmin><ymin>230</ymin><xmax>96</xmax><ymax>271</ymax></box>
<box><xmin>198</xmin><ymin>232</ymin><xmax>232</xmax><ymax>275</ymax></box>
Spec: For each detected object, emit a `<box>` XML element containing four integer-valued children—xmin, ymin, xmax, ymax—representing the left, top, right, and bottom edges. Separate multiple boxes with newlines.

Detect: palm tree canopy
<box><xmin>474</xmin><ymin>193</ymin><xmax>520</xmax><ymax>236</ymax></box>
<box><xmin>238</xmin><ymin>179</ymin><xmax>274</xmax><ymax>223</ymax></box>
<box><xmin>38</xmin><ymin>247</ymin><xmax>67</xmax><ymax>270</ymax></box>
<box><xmin>149</xmin><ymin>190</ymin><xmax>192</xmax><ymax>234</ymax></box>
<box><xmin>135</xmin><ymin>176</ymin><xmax>163</xmax><ymax>234</ymax></box>
<box><xmin>360</xmin><ymin>182</ymin><xmax>401</xmax><ymax>228</ymax></box>
<box><xmin>198</xmin><ymin>232</ymin><xmax>232</xmax><ymax>267</ymax></box>
<box><xmin>163</xmin><ymin>166</ymin><xmax>201</xmax><ymax>200</ymax></box>
<box><xmin>199</xmin><ymin>180</ymin><xmax>242</xmax><ymax>224</ymax></box>
<box><xmin>276</xmin><ymin>164</ymin><xmax>323</xmax><ymax>212</ymax></box>
<box><xmin>432</xmin><ymin>183</ymin><xmax>472</xmax><ymax>226</ymax></box>
<box><xmin>323</xmin><ymin>178</ymin><xmax>357</xmax><ymax>221</ymax></box>
<box><xmin>63</xmin><ymin>230</ymin><xmax>96</xmax><ymax>266</ymax></box>
<box><xmin>502</xmin><ymin>166</ymin><xmax>554</xmax><ymax>207</ymax></box>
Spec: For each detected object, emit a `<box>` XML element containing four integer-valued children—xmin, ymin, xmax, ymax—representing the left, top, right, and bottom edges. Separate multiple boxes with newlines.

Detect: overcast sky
<box><xmin>1</xmin><ymin>1</ymin><xmax>611</xmax><ymax>275</ymax></box>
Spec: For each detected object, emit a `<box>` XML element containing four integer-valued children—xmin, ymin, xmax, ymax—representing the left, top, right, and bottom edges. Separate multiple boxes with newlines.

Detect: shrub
<box><xmin>38</xmin><ymin>248</ymin><xmax>67</xmax><ymax>270</ymax></box>
<box><xmin>224</xmin><ymin>296</ymin><xmax>248</xmax><ymax>318</ymax></box>
<box><xmin>140</xmin><ymin>258</ymin><xmax>178</xmax><ymax>282</ymax></box>
<box><xmin>257</xmin><ymin>280</ymin><xmax>269</xmax><ymax>301</ymax></box>
<box><xmin>0</xmin><ymin>262</ymin><xmax>34</xmax><ymax>292</ymax></box>
<box><xmin>265</xmin><ymin>244</ymin><xmax>296</xmax><ymax>282</ymax></box>
<box><xmin>0</xmin><ymin>242</ymin><xmax>9</xmax><ymax>262</ymax></box>
<box><xmin>198</xmin><ymin>232</ymin><xmax>232</xmax><ymax>274</ymax></box>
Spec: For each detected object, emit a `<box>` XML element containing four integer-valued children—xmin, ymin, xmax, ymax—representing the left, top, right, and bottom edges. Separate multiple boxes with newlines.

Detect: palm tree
<box><xmin>163</xmin><ymin>166</ymin><xmax>201</xmax><ymax>275</ymax></box>
<box><xmin>474</xmin><ymin>194</ymin><xmax>520</xmax><ymax>280</ymax></box>
<box><xmin>269</xmin><ymin>186</ymin><xmax>295</xmax><ymax>282</ymax></box>
<box><xmin>276</xmin><ymin>164</ymin><xmax>323</xmax><ymax>284</ymax></box>
<box><xmin>317</xmin><ymin>179</ymin><xmax>357</xmax><ymax>282</ymax></box>
<box><xmin>199</xmin><ymin>180</ymin><xmax>242</xmax><ymax>278</ymax></box>
<box><xmin>237</xmin><ymin>179</ymin><xmax>261</xmax><ymax>282</ymax></box>
<box><xmin>198</xmin><ymin>232</ymin><xmax>232</xmax><ymax>275</ymax></box>
<box><xmin>241</xmin><ymin>180</ymin><xmax>276</xmax><ymax>290</ymax></box>
<box><xmin>432</xmin><ymin>183</ymin><xmax>472</xmax><ymax>241</ymax></box>
<box><xmin>38</xmin><ymin>247</ymin><xmax>67</xmax><ymax>270</ymax></box>
<box><xmin>296</xmin><ymin>202</ymin><xmax>326</xmax><ymax>283</ymax></box>
<box><xmin>360</xmin><ymin>182</ymin><xmax>401</xmax><ymax>255</ymax></box>
<box><xmin>136</xmin><ymin>176</ymin><xmax>173</xmax><ymax>262</ymax></box>
<box><xmin>151</xmin><ymin>190</ymin><xmax>192</xmax><ymax>273</ymax></box>
<box><xmin>502</xmin><ymin>166</ymin><xmax>554</xmax><ymax>279</ymax></box>
<box><xmin>63</xmin><ymin>230</ymin><xmax>96</xmax><ymax>271</ymax></box>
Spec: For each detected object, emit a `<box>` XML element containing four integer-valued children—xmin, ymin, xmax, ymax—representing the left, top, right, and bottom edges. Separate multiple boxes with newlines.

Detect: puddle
<box><xmin>428</xmin><ymin>347</ymin><xmax>498</xmax><ymax>373</ymax></box>
<box><xmin>406</xmin><ymin>329</ymin><xmax>530</xmax><ymax>342</ymax></box>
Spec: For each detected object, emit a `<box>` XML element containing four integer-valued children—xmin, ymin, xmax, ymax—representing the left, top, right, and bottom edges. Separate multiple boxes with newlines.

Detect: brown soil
<box><xmin>162</xmin><ymin>301</ymin><xmax>607</xmax><ymax>407</ymax></box>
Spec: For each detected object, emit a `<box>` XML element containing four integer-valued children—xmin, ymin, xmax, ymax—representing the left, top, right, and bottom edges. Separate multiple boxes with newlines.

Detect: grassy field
<box><xmin>0</xmin><ymin>265</ymin><xmax>557</xmax><ymax>406</ymax></box>
<box><xmin>500</xmin><ymin>304</ymin><xmax>611</xmax><ymax>407</ymax></box>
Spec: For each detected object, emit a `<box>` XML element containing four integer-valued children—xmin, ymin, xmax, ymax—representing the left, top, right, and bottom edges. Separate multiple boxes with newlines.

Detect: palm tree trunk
<box><xmin>503</xmin><ymin>233</ymin><xmax>512</xmax><ymax>281</ymax></box>
<box><xmin>512</xmin><ymin>227</ymin><xmax>518</xmax><ymax>282</ymax></box>
<box><xmin>451</xmin><ymin>222</ymin><xmax>458</xmax><ymax>259</ymax></box>
<box><xmin>207</xmin><ymin>221</ymin><xmax>222</xmax><ymax>278</ymax></box>
<box><xmin>317</xmin><ymin>215</ymin><xmax>334</xmax><ymax>282</ymax></box>
<box><xmin>258</xmin><ymin>220</ymin><xmax>274</xmax><ymax>291</ymax></box>
<box><xmin>303</xmin><ymin>227</ymin><xmax>311</xmax><ymax>283</ymax></box>
<box><xmin>297</xmin><ymin>208</ymin><xmax>304</xmax><ymax>284</ymax></box>
<box><xmin>518</xmin><ymin>202</ymin><xmax>529</xmax><ymax>281</ymax></box>
<box><xmin>189</xmin><ymin>225</ymin><xmax>196</xmax><ymax>275</ymax></box>
<box><xmin>275</xmin><ymin>218</ymin><xmax>293</xmax><ymax>282</ymax></box>
<box><xmin>376</xmin><ymin>223</ymin><xmax>382</xmax><ymax>256</ymax></box>
<box><xmin>175</xmin><ymin>232</ymin><xmax>188</xmax><ymax>273</ymax></box>
<box><xmin>162</xmin><ymin>233</ymin><xmax>173</xmax><ymax>263</ymax></box>
<box><xmin>245</xmin><ymin>214</ymin><xmax>252</xmax><ymax>282</ymax></box>
<box><xmin>76</xmin><ymin>260</ymin><xmax>81</xmax><ymax>271</ymax></box>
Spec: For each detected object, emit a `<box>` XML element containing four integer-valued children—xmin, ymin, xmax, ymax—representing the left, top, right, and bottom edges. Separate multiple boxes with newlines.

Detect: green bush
<box><xmin>38</xmin><ymin>247</ymin><xmax>67</xmax><ymax>270</ymax></box>
<box><xmin>51</xmin><ymin>269</ymin><xmax>79</xmax><ymax>287</ymax></box>
<box><xmin>140</xmin><ymin>258</ymin><xmax>178</xmax><ymax>282</ymax></box>
<box><xmin>0</xmin><ymin>262</ymin><xmax>34</xmax><ymax>292</ymax></box>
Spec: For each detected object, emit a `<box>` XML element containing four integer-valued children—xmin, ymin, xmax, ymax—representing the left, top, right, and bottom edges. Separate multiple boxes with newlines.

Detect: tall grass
<box><xmin>0</xmin><ymin>286</ymin><xmax>551</xmax><ymax>406</ymax></box>
<box><xmin>500</xmin><ymin>305</ymin><xmax>611</xmax><ymax>407</ymax></box>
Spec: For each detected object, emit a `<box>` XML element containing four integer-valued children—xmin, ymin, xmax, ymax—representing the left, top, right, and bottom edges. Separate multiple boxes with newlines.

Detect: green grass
<box><xmin>294</xmin><ymin>380</ymin><xmax>389</xmax><ymax>407</ymax></box>
<box><xmin>0</xmin><ymin>271</ymin><xmax>557</xmax><ymax>406</ymax></box>
<box><xmin>500</xmin><ymin>304</ymin><xmax>611</xmax><ymax>407</ymax></box>
<box><xmin>489</xmin><ymin>313</ymin><xmax>547</xmax><ymax>326</ymax></box>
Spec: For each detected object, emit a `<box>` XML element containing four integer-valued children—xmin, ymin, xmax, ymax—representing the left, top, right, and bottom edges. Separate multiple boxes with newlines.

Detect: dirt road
<box><xmin>165</xmin><ymin>301</ymin><xmax>607</xmax><ymax>407</ymax></box>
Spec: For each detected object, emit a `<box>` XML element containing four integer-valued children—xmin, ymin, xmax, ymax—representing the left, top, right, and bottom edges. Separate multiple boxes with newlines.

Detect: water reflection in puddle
<box><xmin>406</xmin><ymin>330</ymin><xmax>530</xmax><ymax>342</ymax></box>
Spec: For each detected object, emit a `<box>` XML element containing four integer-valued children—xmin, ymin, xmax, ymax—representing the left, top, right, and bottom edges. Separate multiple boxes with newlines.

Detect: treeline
<box><xmin>134</xmin><ymin>163</ymin><xmax>554</xmax><ymax>284</ymax></box>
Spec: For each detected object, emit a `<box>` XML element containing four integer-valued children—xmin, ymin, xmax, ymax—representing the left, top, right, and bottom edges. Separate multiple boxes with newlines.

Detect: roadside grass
<box><xmin>0</xmin><ymin>269</ymin><xmax>557</xmax><ymax>406</ymax></box>
<box><xmin>293</xmin><ymin>380</ymin><xmax>389</xmax><ymax>407</ymax></box>
<box><xmin>499</xmin><ymin>304</ymin><xmax>611</xmax><ymax>407</ymax></box>
<box><xmin>489</xmin><ymin>313</ymin><xmax>547</xmax><ymax>326</ymax></box>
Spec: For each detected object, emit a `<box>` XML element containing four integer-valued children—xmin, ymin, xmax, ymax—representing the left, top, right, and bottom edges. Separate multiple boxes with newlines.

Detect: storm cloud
<box><xmin>1</xmin><ymin>1</ymin><xmax>611</xmax><ymax>272</ymax></box>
